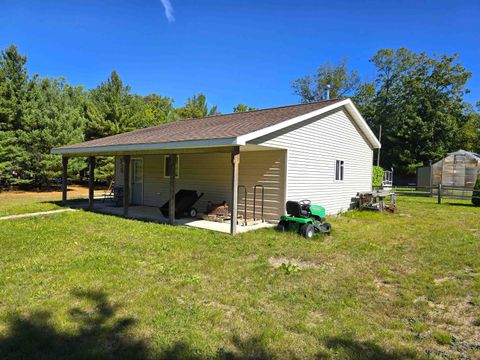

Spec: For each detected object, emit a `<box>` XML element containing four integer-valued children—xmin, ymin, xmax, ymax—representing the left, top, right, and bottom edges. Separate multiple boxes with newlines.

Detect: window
<box><xmin>164</xmin><ymin>155</ymin><xmax>180</xmax><ymax>178</ymax></box>
<box><xmin>335</xmin><ymin>160</ymin><xmax>344</xmax><ymax>181</ymax></box>
<box><xmin>132</xmin><ymin>159</ymin><xmax>143</xmax><ymax>183</ymax></box>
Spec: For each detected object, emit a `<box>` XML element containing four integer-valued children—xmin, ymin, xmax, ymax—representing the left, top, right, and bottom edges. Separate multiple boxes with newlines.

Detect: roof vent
<box><xmin>324</xmin><ymin>84</ymin><xmax>331</xmax><ymax>100</ymax></box>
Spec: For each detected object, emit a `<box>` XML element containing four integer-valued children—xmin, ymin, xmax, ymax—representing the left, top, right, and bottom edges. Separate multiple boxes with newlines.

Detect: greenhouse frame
<box><xmin>431</xmin><ymin>150</ymin><xmax>480</xmax><ymax>188</ymax></box>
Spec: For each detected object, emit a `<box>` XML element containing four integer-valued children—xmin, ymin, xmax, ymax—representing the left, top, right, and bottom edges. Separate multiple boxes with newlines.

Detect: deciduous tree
<box><xmin>292</xmin><ymin>58</ymin><xmax>360</xmax><ymax>102</ymax></box>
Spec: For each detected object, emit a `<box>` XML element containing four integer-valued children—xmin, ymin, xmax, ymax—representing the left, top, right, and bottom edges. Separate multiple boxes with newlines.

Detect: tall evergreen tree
<box><xmin>18</xmin><ymin>78</ymin><xmax>86</xmax><ymax>187</ymax></box>
<box><xmin>175</xmin><ymin>93</ymin><xmax>219</xmax><ymax>119</ymax></box>
<box><xmin>85</xmin><ymin>71</ymin><xmax>169</xmax><ymax>181</ymax></box>
<box><xmin>143</xmin><ymin>93</ymin><xmax>175</xmax><ymax>124</ymax></box>
<box><xmin>233</xmin><ymin>103</ymin><xmax>256</xmax><ymax>112</ymax></box>
<box><xmin>85</xmin><ymin>70</ymin><xmax>145</xmax><ymax>140</ymax></box>
<box><xmin>0</xmin><ymin>45</ymin><xmax>87</xmax><ymax>187</ymax></box>
<box><xmin>0</xmin><ymin>45</ymin><xmax>28</xmax><ymax>130</ymax></box>
<box><xmin>0</xmin><ymin>45</ymin><xmax>30</xmax><ymax>186</ymax></box>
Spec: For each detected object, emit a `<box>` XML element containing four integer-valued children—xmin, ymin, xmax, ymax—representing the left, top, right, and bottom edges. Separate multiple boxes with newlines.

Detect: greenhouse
<box><xmin>431</xmin><ymin>150</ymin><xmax>480</xmax><ymax>188</ymax></box>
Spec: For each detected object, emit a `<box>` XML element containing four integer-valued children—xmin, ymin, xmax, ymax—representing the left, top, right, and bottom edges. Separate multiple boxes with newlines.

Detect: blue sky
<box><xmin>1</xmin><ymin>0</ymin><xmax>479</xmax><ymax>112</ymax></box>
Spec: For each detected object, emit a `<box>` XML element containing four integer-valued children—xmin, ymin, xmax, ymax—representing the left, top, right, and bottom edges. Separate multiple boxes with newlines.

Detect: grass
<box><xmin>0</xmin><ymin>192</ymin><xmax>479</xmax><ymax>359</ymax></box>
<box><xmin>431</xmin><ymin>331</ymin><xmax>453</xmax><ymax>346</ymax></box>
<box><xmin>0</xmin><ymin>186</ymin><xmax>104</xmax><ymax>217</ymax></box>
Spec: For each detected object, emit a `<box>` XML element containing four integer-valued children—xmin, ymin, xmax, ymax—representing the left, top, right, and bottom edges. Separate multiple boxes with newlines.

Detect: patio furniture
<box><xmin>356</xmin><ymin>190</ymin><xmax>396</xmax><ymax>213</ymax></box>
<box><xmin>102</xmin><ymin>181</ymin><xmax>115</xmax><ymax>202</ymax></box>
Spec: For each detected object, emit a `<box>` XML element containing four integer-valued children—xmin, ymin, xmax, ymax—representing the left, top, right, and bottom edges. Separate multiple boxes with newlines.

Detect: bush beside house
<box><xmin>372</xmin><ymin>166</ymin><xmax>384</xmax><ymax>187</ymax></box>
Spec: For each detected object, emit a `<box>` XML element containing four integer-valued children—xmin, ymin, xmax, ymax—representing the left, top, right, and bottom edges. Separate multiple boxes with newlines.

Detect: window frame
<box><xmin>163</xmin><ymin>155</ymin><xmax>180</xmax><ymax>179</ymax></box>
<box><xmin>335</xmin><ymin>160</ymin><xmax>344</xmax><ymax>181</ymax></box>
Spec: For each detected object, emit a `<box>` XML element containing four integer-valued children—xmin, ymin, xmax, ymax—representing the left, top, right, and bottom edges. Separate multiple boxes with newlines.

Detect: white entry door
<box><xmin>130</xmin><ymin>159</ymin><xmax>143</xmax><ymax>205</ymax></box>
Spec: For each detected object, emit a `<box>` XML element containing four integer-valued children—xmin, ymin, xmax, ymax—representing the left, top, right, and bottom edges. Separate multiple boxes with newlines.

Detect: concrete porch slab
<box><xmin>66</xmin><ymin>200</ymin><xmax>275</xmax><ymax>234</ymax></box>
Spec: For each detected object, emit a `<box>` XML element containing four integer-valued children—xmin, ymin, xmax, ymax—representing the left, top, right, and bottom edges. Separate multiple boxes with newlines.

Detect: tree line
<box><xmin>0</xmin><ymin>45</ymin><xmax>255</xmax><ymax>188</ymax></box>
<box><xmin>293</xmin><ymin>49</ymin><xmax>480</xmax><ymax>173</ymax></box>
<box><xmin>1</xmin><ymin>44</ymin><xmax>478</xmax><ymax>188</ymax></box>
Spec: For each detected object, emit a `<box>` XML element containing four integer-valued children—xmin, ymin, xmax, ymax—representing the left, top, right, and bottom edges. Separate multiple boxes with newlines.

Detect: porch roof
<box><xmin>52</xmin><ymin>98</ymin><xmax>380</xmax><ymax>156</ymax></box>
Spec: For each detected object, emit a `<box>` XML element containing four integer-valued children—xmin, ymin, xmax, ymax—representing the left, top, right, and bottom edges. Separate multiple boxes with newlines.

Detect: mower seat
<box><xmin>286</xmin><ymin>201</ymin><xmax>309</xmax><ymax>218</ymax></box>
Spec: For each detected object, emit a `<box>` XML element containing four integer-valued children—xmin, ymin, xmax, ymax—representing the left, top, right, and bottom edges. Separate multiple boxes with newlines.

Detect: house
<box><xmin>52</xmin><ymin>98</ymin><xmax>380</xmax><ymax>235</ymax></box>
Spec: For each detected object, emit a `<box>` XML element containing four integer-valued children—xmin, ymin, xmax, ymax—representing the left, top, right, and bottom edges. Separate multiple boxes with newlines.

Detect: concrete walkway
<box><xmin>0</xmin><ymin>208</ymin><xmax>77</xmax><ymax>221</ymax></box>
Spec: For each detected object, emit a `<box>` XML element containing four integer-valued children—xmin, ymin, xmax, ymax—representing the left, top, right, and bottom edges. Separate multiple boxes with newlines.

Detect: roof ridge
<box><xmin>99</xmin><ymin>99</ymin><xmax>343</xmax><ymax>135</ymax></box>
<box><xmin>190</xmin><ymin>98</ymin><xmax>342</xmax><ymax>120</ymax></box>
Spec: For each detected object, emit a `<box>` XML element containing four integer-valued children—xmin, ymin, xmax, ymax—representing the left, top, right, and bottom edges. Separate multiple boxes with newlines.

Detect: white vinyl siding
<box><xmin>252</xmin><ymin>108</ymin><xmax>373</xmax><ymax>215</ymax></box>
<box><xmin>114</xmin><ymin>150</ymin><xmax>285</xmax><ymax>220</ymax></box>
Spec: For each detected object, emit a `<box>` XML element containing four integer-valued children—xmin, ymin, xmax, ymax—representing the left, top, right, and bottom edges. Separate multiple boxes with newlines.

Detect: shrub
<box><xmin>372</xmin><ymin>166</ymin><xmax>384</xmax><ymax>187</ymax></box>
<box><xmin>472</xmin><ymin>176</ymin><xmax>480</xmax><ymax>206</ymax></box>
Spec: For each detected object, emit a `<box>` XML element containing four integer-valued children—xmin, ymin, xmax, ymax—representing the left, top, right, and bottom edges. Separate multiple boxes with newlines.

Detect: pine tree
<box><xmin>233</xmin><ymin>104</ymin><xmax>255</xmax><ymax>113</ymax></box>
<box><xmin>0</xmin><ymin>45</ymin><xmax>30</xmax><ymax>186</ymax></box>
<box><xmin>175</xmin><ymin>93</ymin><xmax>219</xmax><ymax>119</ymax></box>
<box><xmin>18</xmin><ymin>77</ymin><xmax>86</xmax><ymax>187</ymax></box>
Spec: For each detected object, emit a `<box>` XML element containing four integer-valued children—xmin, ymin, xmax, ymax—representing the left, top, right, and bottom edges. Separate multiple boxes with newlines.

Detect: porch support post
<box><xmin>168</xmin><ymin>154</ymin><xmax>176</xmax><ymax>225</ymax></box>
<box><xmin>88</xmin><ymin>156</ymin><xmax>95</xmax><ymax>211</ymax></box>
<box><xmin>123</xmin><ymin>155</ymin><xmax>130</xmax><ymax>217</ymax></box>
<box><xmin>230</xmin><ymin>146</ymin><xmax>240</xmax><ymax>235</ymax></box>
<box><xmin>62</xmin><ymin>156</ymin><xmax>68</xmax><ymax>204</ymax></box>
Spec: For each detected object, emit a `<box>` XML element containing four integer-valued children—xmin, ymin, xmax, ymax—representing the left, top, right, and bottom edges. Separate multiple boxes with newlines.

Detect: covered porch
<box><xmin>58</xmin><ymin>145</ymin><xmax>286</xmax><ymax>235</ymax></box>
<box><xmin>75</xmin><ymin>201</ymin><xmax>274</xmax><ymax>234</ymax></box>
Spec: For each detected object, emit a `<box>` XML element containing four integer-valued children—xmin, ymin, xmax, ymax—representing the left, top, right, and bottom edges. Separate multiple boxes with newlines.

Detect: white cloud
<box><xmin>160</xmin><ymin>0</ymin><xmax>175</xmax><ymax>22</ymax></box>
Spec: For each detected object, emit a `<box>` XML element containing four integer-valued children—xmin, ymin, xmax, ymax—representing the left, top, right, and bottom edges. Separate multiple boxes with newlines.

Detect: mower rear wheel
<box><xmin>300</xmin><ymin>223</ymin><xmax>315</xmax><ymax>239</ymax></box>
<box><xmin>276</xmin><ymin>220</ymin><xmax>288</xmax><ymax>232</ymax></box>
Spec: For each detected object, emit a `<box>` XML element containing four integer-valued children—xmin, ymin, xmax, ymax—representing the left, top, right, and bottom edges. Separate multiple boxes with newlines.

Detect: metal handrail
<box><xmin>253</xmin><ymin>184</ymin><xmax>264</xmax><ymax>222</ymax></box>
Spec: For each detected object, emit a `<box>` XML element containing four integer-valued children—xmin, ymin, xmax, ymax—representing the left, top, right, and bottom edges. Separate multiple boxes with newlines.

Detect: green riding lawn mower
<box><xmin>277</xmin><ymin>200</ymin><xmax>332</xmax><ymax>238</ymax></box>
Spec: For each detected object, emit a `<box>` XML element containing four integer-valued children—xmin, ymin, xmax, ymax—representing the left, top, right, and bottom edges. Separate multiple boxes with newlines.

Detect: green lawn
<box><xmin>0</xmin><ymin>186</ymin><xmax>100</xmax><ymax>217</ymax></box>
<box><xmin>0</xmin><ymin>194</ymin><xmax>479</xmax><ymax>359</ymax></box>
<box><xmin>0</xmin><ymin>193</ymin><xmax>62</xmax><ymax>217</ymax></box>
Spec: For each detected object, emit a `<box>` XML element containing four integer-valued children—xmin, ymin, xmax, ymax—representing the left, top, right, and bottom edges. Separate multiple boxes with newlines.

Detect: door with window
<box><xmin>130</xmin><ymin>159</ymin><xmax>143</xmax><ymax>205</ymax></box>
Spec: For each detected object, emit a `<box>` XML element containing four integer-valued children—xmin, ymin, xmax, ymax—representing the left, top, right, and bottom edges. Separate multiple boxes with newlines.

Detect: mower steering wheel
<box><xmin>299</xmin><ymin>200</ymin><xmax>311</xmax><ymax>206</ymax></box>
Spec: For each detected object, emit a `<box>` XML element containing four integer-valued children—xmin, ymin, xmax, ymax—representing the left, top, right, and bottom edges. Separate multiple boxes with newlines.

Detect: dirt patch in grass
<box><xmin>373</xmin><ymin>278</ymin><xmax>398</xmax><ymax>299</ymax></box>
<box><xmin>268</xmin><ymin>256</ymin><xmax>318</xmax><ymax>270</ymax></box>
<box><xmin>428</xmin><ymin>299</ymin><xmax>480</xmax><ymax>344</ymax></box>
<box><xmin>0</xmin><ymin>185</ymin><xmax>98</xmax><ymax>199</ymax></box>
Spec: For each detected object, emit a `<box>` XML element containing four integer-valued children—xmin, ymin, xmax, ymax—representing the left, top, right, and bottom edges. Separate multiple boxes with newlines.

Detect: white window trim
<box><xmin>163</xmin><ymin>155</ymin><xmax>180</xmax><ymax>179</ymax></box>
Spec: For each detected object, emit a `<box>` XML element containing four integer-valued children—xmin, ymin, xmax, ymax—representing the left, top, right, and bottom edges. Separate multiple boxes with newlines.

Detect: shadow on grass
<box><xmin>447</xmin><ymin>202</ymin><xmax>478</xmax><ymax>208</ymax></box>
<box><xmin>320</xmin><ymin>337</ymin><xmax>419</xmax><ymax>360</ymax></box>
<box><xmin>0</xmin><ymin>289</ymin><xmax>417</xmax><ymax>359</ymax></box>
<box><xmin>45</xmin><ymin>198</ymin><xmax>94</xmax><ymax>209</ymax></box>
<box><xmin>0</xmin><ymin>289</ymin><xmax>148</xmax><ymax>359</ymax></box>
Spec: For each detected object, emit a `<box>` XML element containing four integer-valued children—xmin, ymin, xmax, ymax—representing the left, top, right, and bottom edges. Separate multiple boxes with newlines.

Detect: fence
<box><xmin>374</xmin><ymin>184</ymin><xmax>479</xmax><ymax>204</ymax></box>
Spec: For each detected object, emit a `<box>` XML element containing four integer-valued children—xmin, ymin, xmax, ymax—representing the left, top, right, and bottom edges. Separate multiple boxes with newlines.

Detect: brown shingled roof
<box><xmin>58</xmin><ymin>99</ymin><xmax>342</xmax><ymax>150</ymax></box>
